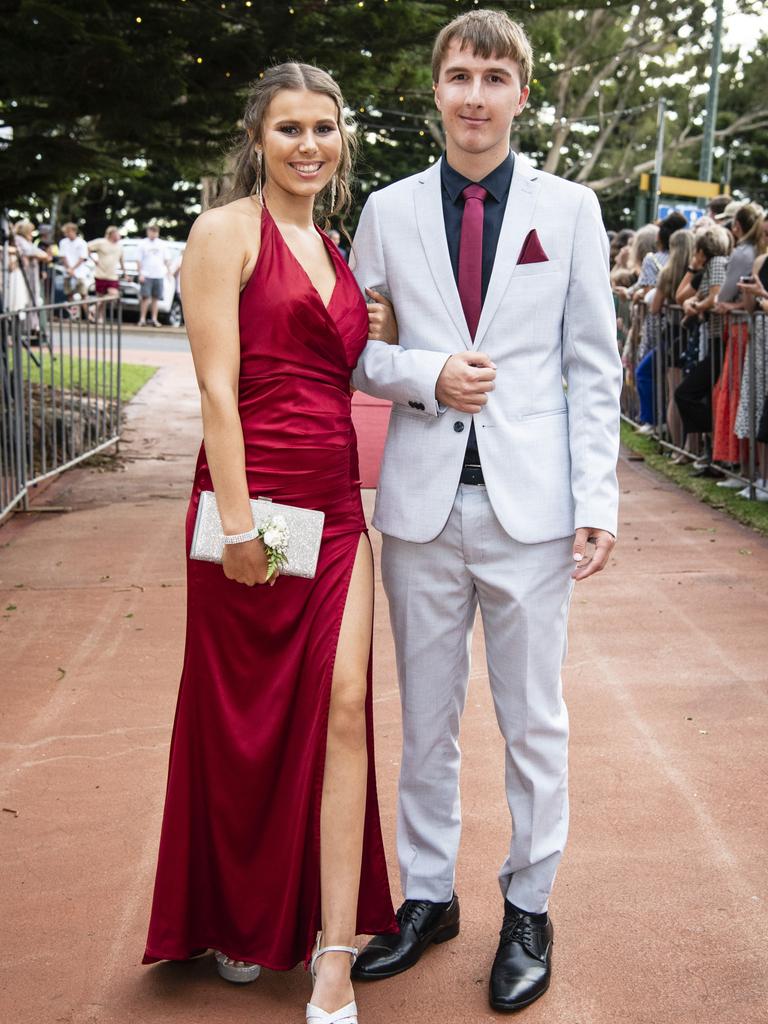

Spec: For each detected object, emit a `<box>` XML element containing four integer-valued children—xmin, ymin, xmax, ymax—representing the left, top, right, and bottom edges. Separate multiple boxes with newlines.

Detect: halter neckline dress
<box><xmin>143</xmin><ymin>204</ymin><xmax>397</xmax><ymax>970</ymax></box>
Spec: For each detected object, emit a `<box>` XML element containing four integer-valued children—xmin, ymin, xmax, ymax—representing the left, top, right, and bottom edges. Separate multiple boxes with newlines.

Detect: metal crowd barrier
<box><xmin>619</xmin><ymin>297</ymin><xmax>767</xmax><ymax>499</ymax></box>
<box><xmin>0</xmin><ymin>297</ymin><xmax>122</xmax><ymax>524</ymax></box>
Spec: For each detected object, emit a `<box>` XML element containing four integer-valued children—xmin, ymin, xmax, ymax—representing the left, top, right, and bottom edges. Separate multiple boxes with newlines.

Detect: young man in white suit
<box><xmin>350</xmin><ymin>10</ymin><xmax>622</xmax><ymax>1012</ymax></box>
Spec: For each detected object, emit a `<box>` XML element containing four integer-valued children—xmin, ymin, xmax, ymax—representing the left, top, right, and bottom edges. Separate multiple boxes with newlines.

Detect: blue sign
<box><xmin>658</xmin><ymin>202</ymin><xmax>706</xmax><ymax>226</ymax></box>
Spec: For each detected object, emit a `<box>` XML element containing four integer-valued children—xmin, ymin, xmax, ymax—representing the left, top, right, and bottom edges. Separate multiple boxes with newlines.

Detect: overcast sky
<box><xmin>723</xmin><ymin>0</ymin><xmax>767</xmax><ymax>56</ymax></box>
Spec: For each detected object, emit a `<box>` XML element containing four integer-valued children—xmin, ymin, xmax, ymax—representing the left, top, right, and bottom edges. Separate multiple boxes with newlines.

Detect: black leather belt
<box><xmin>459</xmin><ymin>463</ymin><xmax>485</xmax><ymax>486</ymax></box>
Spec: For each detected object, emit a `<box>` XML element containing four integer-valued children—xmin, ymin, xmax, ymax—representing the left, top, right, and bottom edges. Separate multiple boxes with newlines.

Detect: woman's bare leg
<box><xmin>311</xmin><ymin>534</ymin><xmax>373</xmax><ymax>1013</ymax></box>
<box><xmin>666</xmin><ymin>367</ymin><xmax>684</xmax><ymax>447</ymax></box>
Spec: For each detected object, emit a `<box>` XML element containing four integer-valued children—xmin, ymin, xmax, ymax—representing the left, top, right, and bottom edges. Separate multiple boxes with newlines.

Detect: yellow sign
<box><xmin>639</xmin><ymin>173</ymin><xmax>727</xmax><ymax>200</ymax></box>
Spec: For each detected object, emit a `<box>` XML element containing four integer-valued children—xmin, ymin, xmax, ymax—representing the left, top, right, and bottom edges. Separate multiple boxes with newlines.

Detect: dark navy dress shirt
<box><xmin>440</xmin><ymin>151</ymin><xmax>515</xmax><ymax>465</ymax></box>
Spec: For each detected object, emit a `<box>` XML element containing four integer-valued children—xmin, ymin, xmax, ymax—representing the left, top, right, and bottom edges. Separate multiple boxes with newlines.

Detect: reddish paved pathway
<box><xmin>2</xmin><ymin>342</ymin><xmax>767</xmax><ymax>1024</ymax></box>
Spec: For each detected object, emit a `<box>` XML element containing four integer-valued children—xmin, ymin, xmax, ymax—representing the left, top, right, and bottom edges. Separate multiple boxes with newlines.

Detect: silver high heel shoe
<box><xmin>306</xmin><ymin>938</ymin><xmax>359</xmax><ymax>1024</ymax></box>
<box><xmin>214</xmin><ymin>949</ymin><xmax>262</xmax><ymax>983</ymax></box>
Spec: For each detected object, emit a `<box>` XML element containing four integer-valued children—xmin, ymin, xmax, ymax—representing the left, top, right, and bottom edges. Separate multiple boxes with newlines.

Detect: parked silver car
<box><xmin>118</xmin><ymin>240</ymin><xmax>185</xmax><ymax>326</ymax></box>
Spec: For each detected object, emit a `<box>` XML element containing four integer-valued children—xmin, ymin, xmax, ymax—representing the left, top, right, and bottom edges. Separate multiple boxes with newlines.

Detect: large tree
<box><xmin>2</xmin><ymin>0</ymin><xmax>765</xmax><ymax>235</ymax></box>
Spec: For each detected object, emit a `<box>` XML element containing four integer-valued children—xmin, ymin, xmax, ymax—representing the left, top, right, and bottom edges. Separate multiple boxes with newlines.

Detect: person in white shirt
<box><xmin>59</xmin><ymin>223</ymin><xmax>91</xmax><ymax>308</ymax></box>
<box><xmin>137</xmin><ymin>224</ymin><xmax>173</xmax><ymax>327</ymax></box>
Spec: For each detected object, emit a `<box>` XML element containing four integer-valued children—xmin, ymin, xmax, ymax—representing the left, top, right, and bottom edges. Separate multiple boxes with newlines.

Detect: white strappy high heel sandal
<box><xmin>306</xmin><ymin>939</ymin><xmax>360</xmax><ymax>1024</ymax></box>
<box><xmin>214</xmin><ymin>949</ymin><xmax>261</xmax><ymax>983</ymax></box>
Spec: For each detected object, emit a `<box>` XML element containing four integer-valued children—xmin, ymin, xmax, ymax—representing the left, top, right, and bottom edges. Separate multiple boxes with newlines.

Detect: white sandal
<box><xmin>306</xmin><ymin>939</ymin><xmax>359</xmax><ymax>1024</ymax></box>
<box><xmin>214</xmin><ymin>949</ymin><xmax>261</xmax><ymax>983</ymax></box>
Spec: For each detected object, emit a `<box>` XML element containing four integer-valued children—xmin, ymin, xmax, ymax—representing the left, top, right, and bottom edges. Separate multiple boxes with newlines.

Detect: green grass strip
<box><xmin>117</xmin><ymin>362</ymin><xmax>159</xmax><ymax>402</ymax></box>
<box><xmin>621</xmin><ymin>421</ymin><xmax>768</xmax><ymax>538</ymax></box>
<box><xmin>16</xmin><ymin>353</ymin><xmax>158</xmax><ymax>404</ymax></box>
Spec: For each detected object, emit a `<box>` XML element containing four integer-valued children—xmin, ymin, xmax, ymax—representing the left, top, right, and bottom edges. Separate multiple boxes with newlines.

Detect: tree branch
<box><xmin>587</xmin><ymin>113</ymin><xmax>768</xmax><ymax>191</ymax></box>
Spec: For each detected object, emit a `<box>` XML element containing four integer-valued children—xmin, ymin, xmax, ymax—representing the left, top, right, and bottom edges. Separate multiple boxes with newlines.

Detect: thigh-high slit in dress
<box><xmin>142</xmin><ymin>206</ymin><xmax>397</xmax><ymax>970</ymax></box>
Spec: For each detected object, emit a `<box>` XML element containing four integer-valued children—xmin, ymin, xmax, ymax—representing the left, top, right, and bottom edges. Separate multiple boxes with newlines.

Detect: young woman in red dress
<box><xmin>142</xmin><ymin>63</ymin><xmax>397</xmax><ymax>1024</ymax></box>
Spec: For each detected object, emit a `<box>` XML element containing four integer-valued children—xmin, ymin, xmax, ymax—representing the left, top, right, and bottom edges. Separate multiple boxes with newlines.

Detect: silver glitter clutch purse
<box><xmin>190</xmin><ymin>490</ymin><xmax>325</xmax><ymax>579</ymax></box>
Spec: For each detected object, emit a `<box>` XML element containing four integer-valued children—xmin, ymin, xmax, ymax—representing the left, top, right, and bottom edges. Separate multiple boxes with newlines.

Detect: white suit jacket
<box><xmin>350</xmin><ymin>156</ymin><xmax>622</xmax><ymax>545</ymax></box>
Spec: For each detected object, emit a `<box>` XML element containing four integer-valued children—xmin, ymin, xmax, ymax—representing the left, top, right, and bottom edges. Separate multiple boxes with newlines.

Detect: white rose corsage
<box><xmin>258</xmin><ymin>514</ymin><xmax>290</xmax><ymax>580</ymax></box>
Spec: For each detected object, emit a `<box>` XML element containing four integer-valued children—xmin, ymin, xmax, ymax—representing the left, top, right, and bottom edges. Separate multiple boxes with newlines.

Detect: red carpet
<box><xmin>352</xmin><ymin>392</ymin><xmax>392</xmax><ymax>488</ymax></box>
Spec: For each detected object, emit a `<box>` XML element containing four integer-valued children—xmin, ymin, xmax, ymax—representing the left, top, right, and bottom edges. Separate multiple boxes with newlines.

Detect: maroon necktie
<box><xmin>458</xmin><ymin>183</ymin><xmax>488</xmax><ymax>339</ymax></box>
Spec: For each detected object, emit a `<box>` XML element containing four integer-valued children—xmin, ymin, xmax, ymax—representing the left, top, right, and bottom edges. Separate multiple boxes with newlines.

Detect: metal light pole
<box><xmin>723</xmin><ymin>150</ymin><xmax>733</xmax><ymax>193</ymax></box>
<box><xmin>651</xmin><ymin>98</ymin><xmax>666</xmax><ymax>221</ymax></box>
<box><xmin>698</xmin><ymin>0</ymin><xmax>724</xmax><ymax>204</ymax></box>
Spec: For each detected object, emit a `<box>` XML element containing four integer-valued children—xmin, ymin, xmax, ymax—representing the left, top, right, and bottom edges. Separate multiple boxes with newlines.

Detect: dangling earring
<box><xmin>253</xmin><ymin>148</ymin><xmax>264</xmax><ymax>206</ymax></box>
<box><xmin>329</xmin><ymin>175</ymin><xmax>338</xmax><ymax>212</ymax></box>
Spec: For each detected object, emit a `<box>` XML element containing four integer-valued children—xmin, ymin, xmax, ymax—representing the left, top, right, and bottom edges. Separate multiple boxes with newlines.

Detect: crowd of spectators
<box><xmin>5</xmin><ymin>200</ymin><xmax>768</xmax><ymax>499</ymax></box>
<box><xmin>1</xmin><ymin>220</ymin><xmax>179</xmax><ymax>327</ymax></box>
<box><xmin>609</xmin><ymin>195</ymin><xmax>768</xmax><ymax>501</ymax></box>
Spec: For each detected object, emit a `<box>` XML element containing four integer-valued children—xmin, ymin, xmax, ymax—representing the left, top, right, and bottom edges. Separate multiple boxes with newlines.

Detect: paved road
<box><xmin>2</xmin><ymin>348</ymin><xmax>767</xmax><ymax>1024</ymax></box>
<box><xmin>121</xmin><ymin>324</ymin><xmax>191</xmax><ymax>354</ymax></box>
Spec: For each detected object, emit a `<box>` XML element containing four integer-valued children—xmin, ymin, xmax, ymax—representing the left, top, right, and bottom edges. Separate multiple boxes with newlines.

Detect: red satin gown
<box><xmin>143</xmin><ymin>205</ymin><xmax>397</xmax><ymax>970</ymax></box>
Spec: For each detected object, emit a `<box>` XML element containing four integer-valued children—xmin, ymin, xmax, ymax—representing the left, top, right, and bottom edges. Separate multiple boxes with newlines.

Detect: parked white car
<box><xmin>118</xmin><ymin>239</ymin><xmax>186</xmax><ymax>327</ymax></box>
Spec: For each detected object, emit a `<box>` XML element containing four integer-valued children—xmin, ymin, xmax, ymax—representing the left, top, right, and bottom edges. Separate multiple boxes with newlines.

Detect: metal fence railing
<box><xmin>0</xmin><ymin>297</ymin><xmax>122</xmax><ymax>524</ymax></box>
<box><xmin>619</xmin><ymin>297</ymin><xmax>767</xmax><ymax>498</ymax></box>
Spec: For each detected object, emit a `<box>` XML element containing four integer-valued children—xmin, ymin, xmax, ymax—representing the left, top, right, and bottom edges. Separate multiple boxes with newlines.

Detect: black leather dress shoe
<box><xmin>351</xmin><ymin>894</ymin><xmax>460</xmax><ymax>980</ymax></box>
<box><xmin>489</xmin><ymin>900</ymin><xmax>553</xmax><ymax>1012</ymax></box>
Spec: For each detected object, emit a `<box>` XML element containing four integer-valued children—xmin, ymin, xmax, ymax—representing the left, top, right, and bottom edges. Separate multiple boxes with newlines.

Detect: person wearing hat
<box><xmin>707</xmin><ymin>195</ymin><xmax>731</xmax><ymax>221</ymax></box>
<box><xmin>714</xmin><ymin>198</ymin><xmax>749</xmax><ymax>232</ymax></box>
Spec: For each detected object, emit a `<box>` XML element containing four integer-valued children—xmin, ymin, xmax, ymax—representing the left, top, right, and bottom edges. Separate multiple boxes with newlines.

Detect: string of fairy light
<box><xmin>134</xmin><ymin>0</ymin><xmax>649</xmax><ymax>82</ymax></box>
<box><xmin>129</xmin><ymin>0</ymin><xmax>668</xmax><ymax>149</ymax></box>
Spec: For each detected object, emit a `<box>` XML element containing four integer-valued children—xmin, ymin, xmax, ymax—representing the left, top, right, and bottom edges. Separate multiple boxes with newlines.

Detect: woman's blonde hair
<box><xmin>629</xmin><ymin>224</ymin><xmax>659</xmax><ymax>274</ymax></box>
<box><xmin>734</xmin><ymin>203</ymin><xmax>766</xmax><ymax>254</ymax></box>
<box><xmin>13</xmin><ymin>220</ymin><xmax>34</xmax><ymax>240</ymax></box>
<box><xmin>217</xmin><ymin>62</ymin><xmax>356</xmax><ymax>223</ymax></box>
<box><xmin>432</xmin><ymin>10</ymin><xmax>534</xmax><ymax>87</ymax></box>
<box><xmin>695</xmin><ymin>227</ymin><xmax>732</xmax><ymax>260</ymax></box>
<box><xmin>656</xmin><ymin>229</ymin><xmax>693</xmax><ymax>302</ymax></box>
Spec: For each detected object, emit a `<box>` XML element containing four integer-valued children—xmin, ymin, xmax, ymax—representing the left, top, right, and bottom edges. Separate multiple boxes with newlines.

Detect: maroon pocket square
<box><xmin>518</xmin><ymin>229</ymin><xmax>549</xmax><ymax>265</ymax></box>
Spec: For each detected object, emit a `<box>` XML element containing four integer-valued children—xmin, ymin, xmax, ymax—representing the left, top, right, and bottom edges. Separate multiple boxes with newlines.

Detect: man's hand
<box><xmin>572</xmin><ymin>527</ymin><xmax>615</xmax><ymax>581</ymax></box>
<box><xmin>435</xmin><ymin>352</ymin><xmax>496</xmax><ymax>413</ymax></box>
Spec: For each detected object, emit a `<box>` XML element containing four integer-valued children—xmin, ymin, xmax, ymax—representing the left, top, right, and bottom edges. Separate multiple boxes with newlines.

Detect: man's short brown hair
<box><xmin>432</xmin><ymin>10</ymin><xmax>534</xmax><ymax>87</ymax></box>
<box><xmin>707</xmin><ymin>195</ymin><xmax>730</xmax><ymax>217</ymax></box>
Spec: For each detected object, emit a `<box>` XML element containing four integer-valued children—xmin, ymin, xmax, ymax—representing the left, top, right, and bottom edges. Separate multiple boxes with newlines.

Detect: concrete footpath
<box><xmin>2</xmin><ymin>340</ymin><xmax>767</xmax><ymax>1024</ymax></box>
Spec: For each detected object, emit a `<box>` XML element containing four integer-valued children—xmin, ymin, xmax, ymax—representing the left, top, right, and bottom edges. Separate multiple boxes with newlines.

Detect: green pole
<box><xmin>698</xmin><ymin>0</ymin><xmax>724</xmax><ymax>206</ymax></box>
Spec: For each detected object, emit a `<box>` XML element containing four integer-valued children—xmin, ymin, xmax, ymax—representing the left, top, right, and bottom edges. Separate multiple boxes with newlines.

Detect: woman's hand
<box><xmin>366</xmin><ymin>288</ymin><xmax>398</xmax><ymax>345</ymax></box>
<box><xmin>222</xmin><ymin>538</ymin><xmax>278</xmax><ymax>587</ymax></box>
<box><xmin>739</xmin><ymin>279</ymin><xmax>767</xmax><ymax>298</ymax></box>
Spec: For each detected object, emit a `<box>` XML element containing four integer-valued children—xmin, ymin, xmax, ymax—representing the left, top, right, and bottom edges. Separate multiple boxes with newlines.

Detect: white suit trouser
<box><xmin>381</xmin><ymin>484</ymin><xmax>574</xmax><ymax>914</ymax></box>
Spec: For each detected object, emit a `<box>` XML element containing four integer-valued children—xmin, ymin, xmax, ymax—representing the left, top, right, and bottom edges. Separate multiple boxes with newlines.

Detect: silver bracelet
<box><xmin>222</xmin><ymin>526</ymin><xmax>260</xmax><ymax>545</ymax></box>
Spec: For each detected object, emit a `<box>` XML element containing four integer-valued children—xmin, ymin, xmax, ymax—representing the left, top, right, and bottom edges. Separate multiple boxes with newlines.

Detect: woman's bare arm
<box><xmin>650</xmin><ymin>287</ymin><xmax>665</xmax><ymax>316</ymax></box>
<box><xmin>740</xmin><ymin>254</ymin><xmax>768</xmax><ymax>313</ymax></box>
<box><xmin>697</xmin><ymin>283</ymin><xmax>720</xmax><ymax>313</ymax></box>
<box><xmin>182</xmin><ymin>204</ymin><xmax>274</xmax><ymax>586</ymax></box>
<box><xmin>676</xmin><ymin>273</ymin><xmax>697</xmax><ymax>306</ymax></box>
<box><xmin>182</xmin><ymin>207</ymin><xmax>255</xmax><ymax>537</ymax></box>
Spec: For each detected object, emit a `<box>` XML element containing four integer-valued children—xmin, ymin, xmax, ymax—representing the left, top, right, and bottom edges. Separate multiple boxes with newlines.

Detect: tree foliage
<box><xmin>2</xmin><ymin>0</ymin><xmax>766</xmax><ymax>235</ymax></box>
